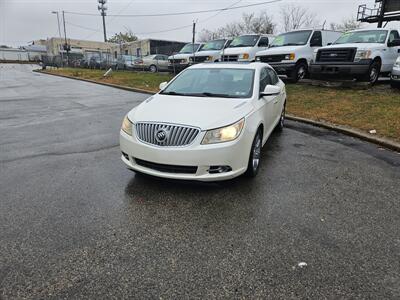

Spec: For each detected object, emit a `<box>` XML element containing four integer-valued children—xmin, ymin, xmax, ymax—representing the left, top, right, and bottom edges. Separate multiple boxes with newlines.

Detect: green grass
<box><xmin>43</xmin><ymin>68</ymin><xmax>400</xmax><ymax>142</ymax></box>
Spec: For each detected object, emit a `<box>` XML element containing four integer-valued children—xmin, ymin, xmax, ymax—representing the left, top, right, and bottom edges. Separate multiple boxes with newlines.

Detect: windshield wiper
<box><xmin>160</xmin><ymin>91</ymin><xmax>187</xmax><ymax>96</ymax></box>
<box><xmin>187</xmin><ymin>92</ymin><xmax>239</xmax><ymax>98</ymax></box>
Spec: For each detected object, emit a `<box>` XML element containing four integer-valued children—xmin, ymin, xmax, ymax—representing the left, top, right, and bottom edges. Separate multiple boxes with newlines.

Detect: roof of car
<box><xmin>188</xmin><ymin>62</ymin><xmax>270</xmax><ymax>70</ymax></box>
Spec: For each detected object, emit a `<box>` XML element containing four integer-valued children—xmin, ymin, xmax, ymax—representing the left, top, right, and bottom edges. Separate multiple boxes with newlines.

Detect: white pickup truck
<box><xmin>221</xmin><ymin>34</ymin><xmax>274</xmax><ymax>62</ymax></box>
<box><xmin>255</xmin><ymin>29</ymin><xmax>342</xmax><ymax>82</ymax></box>
<box><xmin>310</xmin><ymin>28</ymin><xmax>400</xmax><ymax>84</ymax></box>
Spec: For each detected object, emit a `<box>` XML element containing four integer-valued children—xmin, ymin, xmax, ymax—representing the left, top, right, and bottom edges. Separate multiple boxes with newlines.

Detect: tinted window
<box><xmin>258</xmin><ymin>37</ymin><xmax>269</xmax><ymax>47</ymax></box>
<box><xmin>259</xmin><ymin>68</ymin><xmax>271</xmax><ymax>93</ymax></box>
<box><xmin>267</xmin><ymin>68</ymin><xmax>279</xmax><ymax>85</ymax></box>
<box><xmin>161</xmin><ymin>68</ymin><xmax>255</xmax><ymax>99</ymax></box>
<box><xmin>389</xmin><ymin>31</ymin><xmax>400</xmax><ymax>43</ymax></box>
<box><xmin>310</xmin><ymin>31</ymin><xmax>322</xmax><ymax>47</ymax></box>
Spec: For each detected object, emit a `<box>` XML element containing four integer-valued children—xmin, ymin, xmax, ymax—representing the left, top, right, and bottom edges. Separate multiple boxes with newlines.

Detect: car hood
<box><xmin>322</xmin><ymin>43</ymin><xmax>383</xmax><ymax>50</ymax></box>
<box><xmin>195</xmin><ymin>50</ymin><xmax>222</xmax><ymax>57</ymax></box>
<box><xmin>168</xmin><ymin>53</ymin><xmax>194</xmax><ymax>59</ymax></box>
<box><xmin>128</xmin><ymin>94</ymin><xmax>254</xmax><ymax>130</ymax></box>
<box><xmin>222</xmin><ymin>47</ymin><xmax>253</xmax><ymax>55</ymax></box>
<box><xmin>257</xmin><ymin>45</ymin><xmax>305</xmax><ymax>55</ymax></box>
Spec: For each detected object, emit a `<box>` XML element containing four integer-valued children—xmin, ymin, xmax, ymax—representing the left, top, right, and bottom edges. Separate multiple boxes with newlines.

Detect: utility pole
<box><xmin>98</xmin><ymin>0</ymin><xmax>108</xmax><ymax>42</ymax></box>
<box><xmin>377</xmin><ymin>0</ymin><xmax>387</xmax><ymax>28</ymax></box>
<box><xmin>62</xmin><ymin>10</ymin><xmax>70</xmax><ymax>66</ymax></box>
<box><xmin>192</xmin><ymin>21</ymin><xmax>196</xmax><ymax>62</ymax></box>
<box><xmin>51</xmin><ymin>11</ymin><xmax>64</xmax><ymax>65</ymax></box>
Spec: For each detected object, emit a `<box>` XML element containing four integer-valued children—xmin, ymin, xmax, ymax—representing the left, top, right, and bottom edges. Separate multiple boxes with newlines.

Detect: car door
<box><xmin>266</xmin><ymin>68</ymin><xmax>285</xmax><ymax>125</ymax></box>
<box><xmin>157</xmin><ymin>55</ymin><xmax>169</xmax><ymax>70</ymax></box>
<box><xmin>386</xmin><ymin>30</ymin><xmax>400</xmax><ymax>72</ymax></box>
<box><xmin>257</xmin><ymin>67</ymin><xmax>276</xmax><ymax>139</ymax></box>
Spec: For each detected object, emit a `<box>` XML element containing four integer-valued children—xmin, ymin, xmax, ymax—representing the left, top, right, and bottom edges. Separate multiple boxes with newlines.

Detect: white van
<box><xmin>189</xmin><ymin>38</ymin><xmax>232</xmax><ymax>64</ymax></box>
<box><xmin>168</xmin><ymin>43</ymin><xmax>203</xmax><ymax>72</ymax></box>
<box><xmin>256</xmin><ymin>29</ymin><xmax>342</xmax><ymax>82</ymax></box>
<box><xmin>221</xmin><ymin>34</ymin><xmax>274</xmax><ymax>62</ymax></box>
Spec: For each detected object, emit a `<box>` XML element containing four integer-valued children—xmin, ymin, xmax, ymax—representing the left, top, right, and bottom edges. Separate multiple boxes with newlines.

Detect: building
<box><xmin>113</xmin><ymin>39</ymin><xmax>187</xmax><ymax>58</ymax></box>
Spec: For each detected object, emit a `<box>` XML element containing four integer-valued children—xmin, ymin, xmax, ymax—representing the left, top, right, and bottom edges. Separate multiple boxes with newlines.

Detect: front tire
<box><xmin>149</xmin><ymin>65</ymin><xmax>158</xmax><ymax>73</ymax></box>
<box><xmin>359</xmin><ymin>59</ymin><xmax>380</xmax><ymax>85</ymax></box>
<box><xmin>244</xmin><ymin>130</ymin><xmax>262</xmax><ymax>178</ymax></box>
<box><xmin>288</xmin><ymin>62</ymin><xmax>308</xmax><ymax>83</ymax></box>
<box><xmin>275</xmin><ymin>101</ymin><xmax>286</xmax><ymax>132</ymax></box>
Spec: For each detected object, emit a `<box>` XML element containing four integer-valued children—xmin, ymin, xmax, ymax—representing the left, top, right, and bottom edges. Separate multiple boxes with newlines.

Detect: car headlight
<box><xmin>255</xmin><ymin>56</ymin><xmax>261</xmax><ymax>61</ymax></box>
<box><xmin>121</xmin><ymin>115</ymin><xmax>133</xmax><ymax>135</ymax></box>
<box><xmin>354</xmin><ymin>50</ymin><xmax>371</xmax><ymax>62</ymax></box>
<box><xmin>284</xmin><ymin>53</ymin><xmax>295</xmax><ymax>60</ymax></box>
<box><xmin>205</xmin><ymin>56</ymin><xmax>214</xmax><ymax>61</ymax></box>
<box><xmin>239</xmin><ymin>53</ymin><xmax>250</xmax><ymax>60</ymax></box>
<box><xmin>201</xmin><ymin>119</ymin><xmax>245</xmax><ymax>145</ymax></box>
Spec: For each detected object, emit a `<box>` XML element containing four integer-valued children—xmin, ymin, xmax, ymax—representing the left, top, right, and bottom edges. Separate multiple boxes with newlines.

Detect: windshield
<box><xmin>160</xmin><ymin>68</ymin><xmax>255</xmax><ymax>99</ymax></box>
<box><xmin>228</xmin><ymin>35</ymin><xmax>260</xmax><ymax>48</ymax></box>
<box><xmin>334</xmin><ymin>30</ymin><xmax>388</xmax><ymax>44</ymax></box>
<box><xmin>199</xmin><ymin>39</ymin><xmax>226</xmax><ymax>51</ymax></box>
<box><xmin>179</xmin><ymin>43</ymin><xmax>201</xmax><ymax>54</ymax></box>
<box><xmin>270</xmin><ymin>30</ymin><xmax>312</xmax><ymax>47</ymax></box>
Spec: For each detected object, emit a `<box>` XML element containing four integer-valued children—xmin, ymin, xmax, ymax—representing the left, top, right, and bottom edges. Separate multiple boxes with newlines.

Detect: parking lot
<box><xmin>1</xmin><ymin>64</ymin><xmax>399</xmax><ymax>298</ymax></box>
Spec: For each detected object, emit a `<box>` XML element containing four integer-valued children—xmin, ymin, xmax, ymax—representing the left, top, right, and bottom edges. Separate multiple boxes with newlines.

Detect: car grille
<box><xmin>192</xmin><ymin>56</ymin><xmax>208</xmax><ymax>63</ymax></box>
<box><xmin>316</xmin><ymin>48</ymin><xmax>356</xmax><ymax>62</ymax></box>
<box><xmin>258</xmin><ymin>54</ymin><xmax>286</xmax><ymax>63</ymax></box>
<box><xmin>169</xmin><ymin>59</ymin><xmax>185</xmax><ymax>64</ymax></box>
<box><xmin>135</xmin><ymin>122</ymin><xmax>200</xmax><ymax>147</ymax></box>
<box><xmin>135</xmin><ymin>158</ymin><xmax>198</xmax><ymax>174</ymax></box>
<box><xmin>221</xmin><ymin>55</ymin><xmax>238</xmax><ymax>62</ymax></box>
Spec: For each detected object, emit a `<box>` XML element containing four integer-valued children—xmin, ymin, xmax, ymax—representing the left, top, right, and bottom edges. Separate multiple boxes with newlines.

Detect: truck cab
<box><xmin>221</xmin><ymin>34</ymin><xmax>274</xmax><ymax>62</ymax></box>
<box><xmin>168</xmin><ymin>43</ymin><xmax>203</xmax><ymax>73</ymax></box>
<box><xmin>189</xmin><ymin>38</ymin><xmax>232</xmax><ymax>64</ymax></box>
<box><xmin>255</xmin><ymin>29</ymin><xmax>342</xmax><ymax>82</ymax></box>
<box><xmin>310</xmin><ymin>28</ymin><xmax>400</xmax><ymax>84</ymax></box>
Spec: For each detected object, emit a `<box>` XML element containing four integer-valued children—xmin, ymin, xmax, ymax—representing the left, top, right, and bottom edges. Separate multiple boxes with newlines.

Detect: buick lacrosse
<box><xmin>120</xmin><ymin>62</ymin><xmax>286</xmax><ymax>181</ymax></box>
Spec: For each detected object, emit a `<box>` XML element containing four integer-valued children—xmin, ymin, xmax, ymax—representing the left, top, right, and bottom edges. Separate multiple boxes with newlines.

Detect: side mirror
<box><xmin>159</xmin><ymin>81</ymin><xmax>168</xmax><ymax>90</ymax></box>
<box><xmin>388</xmin><ymin>39</ymin><xmax>400</xmax><ymax>47</ymax></box>
<box><xmin>327</xmin><ymin>42</ymin><xmax>332</xmax><ymax>46</ymax></box>
<box><xmin>260</xmin><ymin>85</ymin><xmax>281</xmax><ymax>98</ymax></box>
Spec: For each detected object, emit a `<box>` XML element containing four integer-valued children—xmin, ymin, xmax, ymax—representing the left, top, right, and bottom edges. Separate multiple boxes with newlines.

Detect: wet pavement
<box><xmin>0</xmin><ymin>64</ymin><xmax>399</xmax><ymax>299</ymax></box>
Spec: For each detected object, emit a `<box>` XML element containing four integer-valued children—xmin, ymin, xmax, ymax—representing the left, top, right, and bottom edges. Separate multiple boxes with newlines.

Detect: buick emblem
<box><xmin>155</xmin><ymin>129</ymin><xmax>168</xmax><ymax>142</ymax></box>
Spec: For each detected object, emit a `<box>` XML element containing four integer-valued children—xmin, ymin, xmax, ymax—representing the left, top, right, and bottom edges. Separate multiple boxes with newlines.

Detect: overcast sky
<box><xmin>0</xmin><ymin>0</ymin><xmax>391</xmax><ymax>47</ymax></box>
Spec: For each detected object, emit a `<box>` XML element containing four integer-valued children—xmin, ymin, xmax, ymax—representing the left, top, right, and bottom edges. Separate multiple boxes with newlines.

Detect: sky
<box><xmin>0</xmin><ymin>0</ymin><xmax>392</xmax><ymax>47</ymax></box>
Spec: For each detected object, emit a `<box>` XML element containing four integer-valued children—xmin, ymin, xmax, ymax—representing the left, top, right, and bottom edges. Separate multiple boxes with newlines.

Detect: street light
<box><xmin>51</xmin><ymin>11</ymin><xmax>64</xmax><ymax>65</ymax></box>
<box><xmin>98</xmin><ymin>0</ymin><xmax>107</xmax><ymax>42</ymax></box>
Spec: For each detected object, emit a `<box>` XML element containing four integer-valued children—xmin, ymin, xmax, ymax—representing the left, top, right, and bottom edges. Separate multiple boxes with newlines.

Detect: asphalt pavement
<box><xmin>0</xmin><ymin>64</ymin><xmax>399</xmax><ymax>299</ymax></box>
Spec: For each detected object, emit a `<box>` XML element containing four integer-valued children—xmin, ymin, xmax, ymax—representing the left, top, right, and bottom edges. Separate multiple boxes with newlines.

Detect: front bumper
<box><xmin>267</xmin><ymin>63</ymin><xmax>296</xmax><ymax>75</ymax></box>
<box><xmin>119</xmin><ymin>129</ymin><xmax>253</xmax><ymax>181</ymax></box>
<box><xmin>168</xmin><ymin>64</ymin><xmax>189</xmax><ymax>72</ymax></box>
<box><xmin>391</xmin><ymin>67</ymin><xmax>400</xmax><ymax>82</ymax></box>
<box><xmin>310</xmin><ymin>60</ymin><xmax>371</xmax><ymax>78</ymax></box>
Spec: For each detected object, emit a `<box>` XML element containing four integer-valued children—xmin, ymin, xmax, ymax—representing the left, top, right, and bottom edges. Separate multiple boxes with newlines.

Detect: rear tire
<box><xmin>149</xmin><ymin>65</ymin><xmax>158</xmax><ymax>73</ymax></box>
<box><xmin>244</xmin><ymin>129</ymin><xmax>262</xmax><ymax>178</ymax></box>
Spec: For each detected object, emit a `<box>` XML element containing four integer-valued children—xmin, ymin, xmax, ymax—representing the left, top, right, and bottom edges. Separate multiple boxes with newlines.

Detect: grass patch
<box><xmin>286</xmin><ymin>84</ymin><xmax>400</xmax><ymax>142</ymax></box>
<box><xmin>43</xmin><ymin>68</ymin><xmax>400</xmax><ymax>142</ymax></box>
<box><xmin>44</xmin><ymin>67</ymin><xmax>173</xmax><ymax>92</ymax></box>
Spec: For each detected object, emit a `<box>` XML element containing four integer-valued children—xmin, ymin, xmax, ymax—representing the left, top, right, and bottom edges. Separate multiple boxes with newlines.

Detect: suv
<box><xmin>310</xmin><ymin>28</ymin><xmax>400</xmax><ymax>84</ymax></box>
<box><xmin>221</xmin><ymin>34</ymin><xmax>274</xmax><ymax>62</ymax></box>
<box><xmin>189</xmin><ymin>38</ymin><xmax>232</xmax><ymax>64</ymax></box>
<box><xmin>255</xmin><ymin>29</ymin><xmax>342</xmax><ymax>82</ymax></box>
<box><xmin>168</xmin><ymin>43</ymin><xmax>203</xmax><ymax>72</ymax></box>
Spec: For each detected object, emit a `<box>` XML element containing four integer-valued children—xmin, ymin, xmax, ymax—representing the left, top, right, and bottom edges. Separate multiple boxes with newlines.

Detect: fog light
<box><xmin>208</xmin><ymin>166</ymin><xmax>232</xmax><ymax>174</ymax></box>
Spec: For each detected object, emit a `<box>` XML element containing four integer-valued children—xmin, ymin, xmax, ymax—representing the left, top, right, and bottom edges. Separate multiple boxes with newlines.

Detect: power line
<box><xmin>64</xmin><ymin>0</ymin><xmax>282</xmax><ymax>17</ymax></box>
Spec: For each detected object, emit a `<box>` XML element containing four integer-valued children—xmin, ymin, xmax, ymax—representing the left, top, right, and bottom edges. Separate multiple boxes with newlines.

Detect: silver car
<box><xmin>135</xmin><ymin>54</ymin><xmax>169</xmax><ymax>72</ymax></box>
<box><xmin>391</xmin><ymin>56</ymin><xmax>400</xmax><ymax>89</ymax></box>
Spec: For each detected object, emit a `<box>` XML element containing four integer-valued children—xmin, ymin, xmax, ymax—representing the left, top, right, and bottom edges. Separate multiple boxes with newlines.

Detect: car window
<box><xmin>334</xmin><ymin>30</ymin><xmax>388</xmax><ymax>44</ymax></box>
<box><xmin>266</xmin><ymin>68</ymin><xmax>279</xmax><ymax>85</ymax></box>
<box><xmin>310</xmin><ymin>31</ymin><xmax>322</xmax><ymax>47</ymax></box>
<box><xmin>259</xmin><ymin>68</ymin><xmax>271</xmax><ymax>93</ymax></box>
<box><xmin>258</xmin><ymin>37</ymin><xmax>269</xmax><ymax>47</ymax></box>
<box><xmin>389</xmin><ymin>31</ymin><xmax>400</xmax><ymax>43</ymax></box>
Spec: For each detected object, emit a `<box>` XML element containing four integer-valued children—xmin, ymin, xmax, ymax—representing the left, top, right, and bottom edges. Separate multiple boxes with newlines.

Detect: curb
<box><xmin>34</xmin><ymin>69</ymin><xmax>400</xmax><ymax>153</ymax></box>
<box><xmin>33</xmin><ymin>69</ymin><xmax>155</xmax><ymax>95</ymax></box>
<box><xmin>286</xmin><ymin>115</ymin><xmax>400</xmax><ymax>153</ymax></box>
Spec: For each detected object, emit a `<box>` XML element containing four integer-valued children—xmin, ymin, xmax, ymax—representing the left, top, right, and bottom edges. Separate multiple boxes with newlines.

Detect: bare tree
<box><xmin>280</xmin><ymin>4</ymin><xmax>318</xmax><ymax>32</ymax></box>
<box><xmin>330</xmin><ymin>17</ymin><xmax>362</xmax><ymax>32</ymax></box>
<box><xmin>198</xmin><ymin>10</ymin><xmax>275</xmax><ymax>42</ymax></box>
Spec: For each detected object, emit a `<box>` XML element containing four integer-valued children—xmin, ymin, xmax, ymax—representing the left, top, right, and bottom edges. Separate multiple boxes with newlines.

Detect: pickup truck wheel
<box><xmin>244</xmin><ymin>130</ymin><xmax>262</xmax><ymax>178</ymax></box>
<box><xmin>149</xmin><ymin>65</ymin><xmax>158</xmax><ymax>73</ymax></box>
<box><xmin>359</xmin><ymin>60</ymin><xmax>381</xmax><ymax>85</ymax></box>
<box><xmin>288</xmin><ymin>62</ymin><xmax>308</xmax><ymax>83</ymax></box>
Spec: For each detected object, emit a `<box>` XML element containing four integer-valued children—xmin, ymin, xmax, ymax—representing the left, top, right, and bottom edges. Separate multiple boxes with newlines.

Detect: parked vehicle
<box><xmin>120</xmin><ymin>62</ymin><xmax>286</xmax><ymax>181</ymax></box>
<box><xmin>88</xmin><ymin>55</ymin><xmax>101</xmax><ymax>69</ymax></box>
<box><xmin>310</xmin><ymin>28</ymin><xmax>400</xmax><ymax>84</ymax></box>
<box><xmin>391</xmin><ymin>56</ymin><xmax>400</xmax><ymax>89</ymax></box>
<box><xmin>256</xmin><ymin>29</ymin><xmax>342</xmax><ymax>82</ymax></box>
<box><xmin>135</xmin><ymin>54</ymin><xmax>169</xmax><ymax>72</ymax></box>
<box><xmin>115</xmin><ymin>55</ymin><xmax>140</xmax><ymax>70</ymax></box>
<box><xmin>189</xmin><ymin>38</ymin><xmax>232</xmax><ymax>64</ymax></box>
<box><xmin>220</xmin><ymin>34</ymin><xmax>274</xmax><ymax>62</ymax></box>
<box><xmin>168</xmin><ymin>43</ymin><xmax>203</xmax><ymax>72</ymax></box>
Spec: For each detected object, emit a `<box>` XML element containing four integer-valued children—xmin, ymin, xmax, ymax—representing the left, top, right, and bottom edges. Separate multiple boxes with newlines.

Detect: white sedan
<box><xmin>120</xmin><ymin>62</ymin><xmax>286</xmax><ymax>181</ymax></box>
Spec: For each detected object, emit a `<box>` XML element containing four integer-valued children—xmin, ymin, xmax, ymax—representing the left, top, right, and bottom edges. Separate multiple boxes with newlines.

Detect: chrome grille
<box><xmin>135</xmin><ymin>122</ymin><xmax>200</xmax><ymax>147</ymax></box>
<box><xmin>221</xmin><ymin>55</ymin><xmax>238</xmax><ymax>62</ymax></box>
